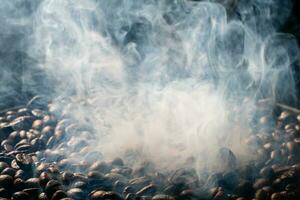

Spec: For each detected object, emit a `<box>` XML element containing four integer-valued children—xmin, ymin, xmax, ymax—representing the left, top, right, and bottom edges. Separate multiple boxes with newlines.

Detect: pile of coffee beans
<box><xmin>1</xmin><ymin>99</ymin><xmax>300</xmax><ymax>200</ymax></box>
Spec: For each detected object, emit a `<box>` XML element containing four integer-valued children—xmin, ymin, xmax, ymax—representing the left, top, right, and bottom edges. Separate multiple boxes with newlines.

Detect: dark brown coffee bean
<box><xmin>113</xmin><ymin>180</ymin><xmax>126</xmax><ymax>194</ymax></box>
<box><xmin>253</xmin><ymin>178</ymin><xmax>270</xmax><ymax>190</ymax></box>
<box><xmin>0</xmin><ymin>188</ymin><xmax>10</xmax><ymax>198</ymax></box>
<box><xmin>90</xmin><ymin>161</ymin><xmax>111</xmax><ymax>174</ymax></box>
<box><xmin>2</xmin><ymin>144</ymin><xmax>13</xmax><ymax>152</ymax></box>
<box><xmin>136</xmin><ymin>184</ymin><xmax>157</xmax><ymax>197</ymax></box>
<box><xmin>0</xmin><ymin>175</ymin><xmax>13</xmax><ymax>189</ymax></box>
<box><xmin>0</xmin><ymin>168</ymin><xmax>15</xmax><ymax>177</ymax></box>
<box><xmin>14</xmin><ymin>170</ymin><xmax>27</xmax><ymax>180</ymax></box>
<box><xmin>179</xmin><ymin>189</ymin><xmax>199</xmax><ymax>199</ymax></box>
<box><xmin>32</xmin><ymin>120</ymin><xmax>43</xmax><ymax>130</ymax></box>
<box><xmin>51</xmin><ymin>190</ymin><xmax>67</xmax><ymax>200</ymax></box>
<box><xmin>61</xmin><ymin>171</ymin><xmax>74</xmax><ymax>185</ymax></box>
<box><xmin>271</xmin><ymin>193</ymin><xmax>282</xmax><ymax>200</ymax></box>
<box><xmin>67</xmin><ymin>188</ymin><xmax>85</xmax><ymax>200</ymax></box>
<box><xmin>260</xmin><ymin>167</ymin><xmax>275</xmax><ymax>179</ymax></box>
<box><xmin>17</xmin><ymin>108</ymin><xmax>30</xmax><ymax>116</ymax></box>
<box><xmin>0</xmin><ymin>163</ymin><xmax>9</xmax><ymax>173</ymax></box>
<box><xmin>0</xmin><ymin>156</ymin><xmax>13</xmax><ymax>164</ymax></box>
<box><xmin>111</xmin><ymin>158</ymin><xmax>124</xmax><ymax>166</ymax></box>
<box><xmin>45</xmin><ymin>180</ymin><xmax>63</xmax><ymax>197</ymax></box>
<box><xmin>10</xmin><ymin>116</ymin><xmax>34</xmax><ymax>131</ymax></box>
<box><xmin>286</xmin><ymin>141</ymin><xmax>300</xmax><ymax>154</ymax></box>
<box><xmin>23</xmin><ymin>188</ymin><xmax>41</xmax><ymax>199</ymax></box>
<box><xmin>111</xmin><ymin>167</ymin><xmax>132</xmax><ymax>177</ymax></box>
<box><xmin>43</xmin><ymin>115</ymin><xmax>56</xmax><ymax>126</ymax></box>
<box><xmin>72</xmin><ymin>173</ymin><xmax>87</xmax><ymax>183</ymax></box>
<box><xmin>0</xmin><ymin>125</ymin><xmax>14</xmax><ymax>141</ymax></box>
<box><xmin>152</xmin><ymin>194</ymin><xmax>176</xmax><ymax>200</ymax></box>
<box><xmin>41</xmin><ymin>126</ymin><xmax>54</xmax><ymax>137</ymax></box>
<box><xmin>87</xmin><ymin>171</ymin><xmax>104</xmax><ymax>179</ymax></box>
<box><xmin>235</xmin><ymin>181</ymin><xmax>254</xmax><ymax>197</ymax></box>
<box><xmin>15</xmin><ymin>153</ymin><xmax>33</xmax><ymax>170</ymax></box>
<box><xmin>14</xmin><ymin>178</ymin><xmax>26</xmax><ymax>190</ymax></box>
<box><xmin>124</xmin><ymin>193</ymin><xmax>136</xmax><ymax>200</ymax></box>
<box><xmin>15</xmin><ymin>144</ymin><xmax>33</xmax><ymax>153</ymax></box>
<box><xmin>129</xmin><ymin>177</ymin><xmax>152</xmax><ymax>191</ymax></box>
<box><xmin>213</xmin><ymin>190</ymin><xmax>225</xmax><ymax>200</ymax></box>
<box><xmin>270</xmin><ymin>150</ymin><xmax>282</xmax><ymax>160</ymax></box>
<box><xmin>255</xmin><ymin>189</ymin><xmax>269</xmax><ymax>200</ymax></box>
<box><xmin>90</xmin><ymin>191</ymin><xmax>122</xmax><ymax>200</ymax></box>
<box><xmin>25</xmin><ymin>178</ymin><xmax>40</xmax><ymax>188</ymax></box>
<box><xmin>72</xmin><ymin>181</ymin><xmax>87</xmax><ymax>189</ymax></box>
<box><xmin>39</xmin><ymin>172</ymin><xmax>50</xmax><ymax>188</ymax></box>
<box><xmin>11</xmin><ymin>191</ymin><xmax>30</xmax><ymax>200</ymax></box>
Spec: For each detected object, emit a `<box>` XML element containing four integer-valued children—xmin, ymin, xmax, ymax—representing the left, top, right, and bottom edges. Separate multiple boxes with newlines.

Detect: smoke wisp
<box><xmin>1</xmin><ymin>0</ymin><xmax>300</xmax><ymax>172</ymax></box>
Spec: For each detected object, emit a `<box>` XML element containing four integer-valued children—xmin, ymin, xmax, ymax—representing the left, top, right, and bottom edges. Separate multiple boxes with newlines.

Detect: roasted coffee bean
<box><xmin>0</xmin><ymin>175</ymin><xmax>13</xmax><ymax>189</ymax></box>
<box><xmin>14</xmin><ymin>169</ymin><xmax>28</xmax><ymax>180</ymax></box>
<box><xmin>61</xmin><ymin>171</ymin><xmax>74</xmax><ymax>185</ymax></box>
<box><xmin>113</xmin><ymin>180</ymin><xmax>126</xmax><ymax>194</ymax></box>
<box><xmin>23</xmin><ymin>188</ymin><xmax>41</xmax><ymax>199</ymax></box>
<box><xmin>39</xmin><ymin>172</ymin><xmax>51</xmax><ymax>188</ymax></box>
<box><xmin>129</xmin><ymin>176</ymin><xmax>152</xmax><ymax>191</ymax></box>
<box><xmin>51</xmin><ymin>190</ymin><xmax>67</xmax><ymax>200</ymax></box>
<box><xmin>0</xmin><ymin>188</ymin><xmax>10</xmax><ymax>198</ymax></box>
<box><xmin>253</xmin><ymin>178</ymin><xmax>270</xmax><ymax>190</ymax></box>
<box><xmin>72</xmin><ymin>181</ymin><xmax>87</xmax><ymax>189</ymax></box>
<box><xmin>136</xmin><ymin>184</ymin><xmax>157</xmax><ymax>197</ymax></box>
<box><xmin>271</xmin><ymin>193</ymin><xmax>282</xmax><ymax>200</ymax></box>
<box><xmin>10</xmin><ymin>116</ymin><xmax>34</xmax><ymax>131</ymax></box>
<box><xmin>24</xmin><ymin>179</ymin><xmax>40</xmax><ymax>191</ymax></box>
<box><xmin>0</xmin><ymin>163</ymin><xmax>9</xmax><ymax>173</ymax></box>
<box><xmin>111</xmin><ymin>158</ymin><xmax>124</xmax><ymax>167</ymax></box>
<box><xmin>213</xmin><ymin>190</ymin><xmax>225</xmax><ymax>200</ymax></box>
<box><xmin>235</xmin><ymin>180</ymin><xmax>254</xmax><ymax>197</ymax></box>
<box><xmin>11</xmin><ymin>191</ymin><xmax>30</xmax><ymax>200</ymax></box>
<box><xmin>90</xmin><ymin>191</ymin><xmax>122</xmax><ymax>200</ymax></box>
<box><xmin>90</xmin><ymin>161</ymin><xmax>111</xmax><ymax>174</ymax></box>
<box><xmin>286</xmin><ymin>141</ymin><xmax>300</xmax><ymax>154</ymax></box>
<box><xmin>0</xmin><ymin>167</ymin><xmax>16</xmax><ymax>177</ymax></box>
<box><xmin>15</xmin><ymin>153</ymin><xmax>33</xmax><ymax>170</ymax></box>
<box><xmin>32</xmin><ymin>120</ymin><xmax>43</xmax><ymax>130</ymax></box>
<box><xmin>152</xmin><ymin>194</ymin><xmax>176</xmax><ymax>200</ymax></box>
<box><xmin>255</xmin><ymin>189</ymin><xmax>269</xmax><ymax>200</ymax></box>
<box><xmin>14</xmin><ymin>178</ymin><xmax>26</xmax><ymax>190</ymax></box>
<box><xmin>260</xmin><ymin>167</ymin><xmax>275</xmax><ymax>179</ymax></box>
<box><xmin>67</xmin><ymin>188</ymin><xmax>85</xmax><ymax>200</ymax></box>
<box><xmin>45</xmin><ymin>180</ymin><xmax>63</xmax><ymax>197</ymax></box>
<box><xmin>124</xmin><ymin>193</ymin><xmax>136</xmax><ymax>200</ymax></box>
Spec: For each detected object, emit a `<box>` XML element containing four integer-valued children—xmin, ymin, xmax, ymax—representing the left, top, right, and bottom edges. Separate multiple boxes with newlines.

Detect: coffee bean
<box><xmin>124</xmin><ymin>193</ymin><xmax>136</xmax><ymax>200</ymax></box>
<box><xmin>67</xmin><ymin>188</ymin><xmax>85</xmax><ymax>200</ymax></box>
<box><xmin>136</xmin><ymin>184</ymin><xmax>157</xmax><ymax>197</ymax></box>
<box><xmin>0</xmin><ymin>188</ymin><xmax>10</xmax><ymax>198</ymax></box>
<box><xmin>152</xmin><ymin>194</ymin><xmax>176</xmax><ymax>200</ymax></box>
<box><xmin>51</xmin><ymin>190</ymin><xmax>67</xmax><ymax>200</ymax></box>
<box><xmin>11</xmin><ymin>191</ymin><xmax>30</xmax><ymax>200</ymax></box>
<box><xmin>90</xmin><ymin>191</ymin><xmax>122</xmax><ymax>200</ymax></box>
<box><xmin>23</xmin><ymin>188</ymin><xmax>41</xmax><ymax>199</ymax></box>
<box><xmin>45</xmin><ymin>180</ymin><xmax>63</xmax><ymax>198</ymax></box>
<box><xmin>0</xmin><ymin>175</ymin><xmax>13</xmax><ymax>189</ymax></box>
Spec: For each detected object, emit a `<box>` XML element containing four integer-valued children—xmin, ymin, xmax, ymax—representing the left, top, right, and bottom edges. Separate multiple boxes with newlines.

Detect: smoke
<box><xmin>1</xmin><ymin>0</ymin><xmax>300</xmax><ymax>171</ymax></box>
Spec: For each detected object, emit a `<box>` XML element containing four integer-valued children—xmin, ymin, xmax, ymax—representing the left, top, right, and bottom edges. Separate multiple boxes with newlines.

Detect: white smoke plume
<box><xmin>1</xmin><ymin>0</ymin><xmax>300</xmax><ymax>171</ymax></box>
